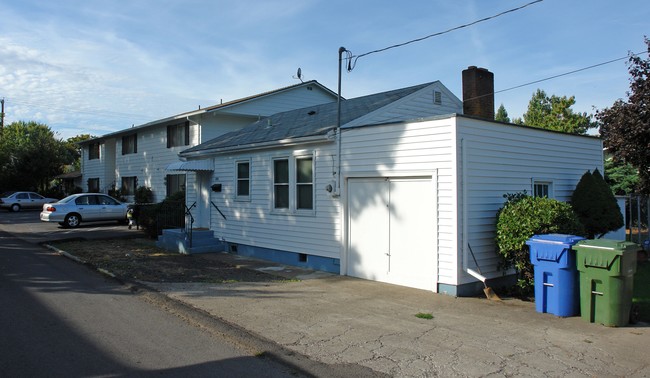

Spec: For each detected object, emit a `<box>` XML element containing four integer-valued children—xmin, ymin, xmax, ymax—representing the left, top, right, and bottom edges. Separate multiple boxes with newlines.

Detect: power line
<box><xmin>346</xmin><ymin>0</ymin><xmax>544</xmax><ymax>71</ymax></box>
<box><xmin>465</xmin><ymin>49</ymin><xmax>650</xmax><ymax>103</ymax></box>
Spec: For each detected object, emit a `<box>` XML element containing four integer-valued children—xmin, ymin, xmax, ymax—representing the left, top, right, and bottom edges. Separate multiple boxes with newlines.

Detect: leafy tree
<box><xmin>496</xmin><ymin>194</ymin><xmax>584</xmax><ymax>296</ymax></box>
<box><xmin>604</xmin><ymin>154</ymin><xmax>639</xmax><ymax>195</ymax></box>
<box><xmin>495</xmin><ymin>104</ymin><xmax>511</xmax><ymax>123</ymax></box>
<box><xmin>598</xmin><ymin>37</ymin><xmax>650</xmax><ymax>193</ymax></box>
<box><xmin>0</xmin><ymin>121</ymin><xmax>74</xmax><ymax>192</ymax></box>
<box><xmin>515</xmin><ymin>89</ymin><xmax>594</xmax><ymax>134</ymax></box>
<box><xmin>571</xmin><ymin>169</ymin><xmax>624</xmax><ymax>238</ymax></box>
<box><xmin>65</xmin><ymin>134</ymin><xmax>94</xmax><ymax>171</ymax></box>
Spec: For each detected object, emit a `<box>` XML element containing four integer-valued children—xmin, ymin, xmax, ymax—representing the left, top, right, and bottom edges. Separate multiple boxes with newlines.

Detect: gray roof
<box><xmin>180</xmin><ymin>82</ymin><xmax>432</xmax><ymax>156</ymax></box>
<box><xmin>78</xmin><ymin>80</ymin><xmax>337</xmax><ymax>145</ymax></box>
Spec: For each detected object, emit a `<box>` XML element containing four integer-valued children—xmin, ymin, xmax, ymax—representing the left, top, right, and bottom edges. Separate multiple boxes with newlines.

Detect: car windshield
<box><xmin>1</xmin><ymin>191</ymin><xmax>16</xmax><ymax>198</ymax></box>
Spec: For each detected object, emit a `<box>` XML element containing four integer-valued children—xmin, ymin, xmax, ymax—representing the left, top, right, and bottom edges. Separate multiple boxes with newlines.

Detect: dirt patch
<box><xmin>50</xmin><ymin>238</ymin><xmax>282</xmax><ymax>283</ymax></box>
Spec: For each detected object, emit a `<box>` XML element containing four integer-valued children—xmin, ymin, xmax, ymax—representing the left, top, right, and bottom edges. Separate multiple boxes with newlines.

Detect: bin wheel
<box><xmin>629</xmin><ymin>304</ymin><xmax>640</xmax><ymax>324</ymax></box>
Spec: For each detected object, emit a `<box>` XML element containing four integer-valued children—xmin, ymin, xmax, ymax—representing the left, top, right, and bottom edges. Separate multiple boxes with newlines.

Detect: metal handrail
<box><xmin>211</xmin><ymin>201</ymin><xmax>227</xmax><ymax>220</ymax></box>
<box><xmin>184</xmin><ymin>202</ymin><xmax>196</xmax><ymax>248</ymax></box>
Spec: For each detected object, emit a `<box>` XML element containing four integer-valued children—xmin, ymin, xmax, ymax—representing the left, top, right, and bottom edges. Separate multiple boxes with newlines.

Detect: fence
<box><xmin>626</xmin><ymin>194</ymin><xmax>649</xmax><ymax>245</ymax></box>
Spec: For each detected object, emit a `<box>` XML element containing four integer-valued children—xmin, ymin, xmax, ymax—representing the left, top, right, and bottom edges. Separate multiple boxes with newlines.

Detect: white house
<box><xmin>174</xmin><ymin>67</ymin><xmax>603</xmax><ymax>296</ymax></box>
<box><xmin>77</xmin><ymin>81</ymin><xmax>338</xmax><ymax>220</ymax></box>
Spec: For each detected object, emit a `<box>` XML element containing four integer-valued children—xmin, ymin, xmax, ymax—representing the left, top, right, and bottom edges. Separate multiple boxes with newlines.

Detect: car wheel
<box><xmin>10</xmin><ymin>204</ymin><xmax>20</xmax><ymax>212</ymax></box>
<box><xmin>63</xmin><ymin>213</ymin><xmax>81</xmax><ymax>228</ymax></box>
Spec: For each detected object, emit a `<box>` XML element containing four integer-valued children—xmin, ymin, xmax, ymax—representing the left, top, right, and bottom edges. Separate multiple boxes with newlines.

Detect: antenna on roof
<box><xmin>293</xmin><ymin>68</ymin><xmax>304</xmax><ymax>83</ymax></box>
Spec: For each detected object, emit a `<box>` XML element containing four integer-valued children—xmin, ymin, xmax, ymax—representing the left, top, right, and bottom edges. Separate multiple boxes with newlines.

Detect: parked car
<box><xmin>40</xmin><ymin>193</ymin><xmax>129</xmax><ymax>228</ymax></box>
<box><xmin>0</xmin><ymin>191</ymin><xmax>59</xmax><ymax>212</ymax></box>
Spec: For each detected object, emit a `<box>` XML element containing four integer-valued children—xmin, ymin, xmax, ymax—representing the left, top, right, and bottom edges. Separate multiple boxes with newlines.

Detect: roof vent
<box><xmin>308</xmin><ymin>110</ymin><xmax>316</xmax><ymax>115</ymax></box>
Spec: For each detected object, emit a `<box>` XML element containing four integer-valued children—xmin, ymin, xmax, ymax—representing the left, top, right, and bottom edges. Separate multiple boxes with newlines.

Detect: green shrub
<box><xmin>134</xmin><ymin>186</ymin><xmax>154</xmax><ymax>204</ymax></box>
<box><xmin>496</xmin><ymin>194</ymin><xmax>585</xmax><ymax>296</ymax></box>
<box><xmin>137</xmin><ymin>191</ymin><xmax>186</xmax><ymax>239</ymax></box>
<box><xmin>571</xmin><ymin>169</ymin><xmax>624</xmax><ymax>238</ymax></box>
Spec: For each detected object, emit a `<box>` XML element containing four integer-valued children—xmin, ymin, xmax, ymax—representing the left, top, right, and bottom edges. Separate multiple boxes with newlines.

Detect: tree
<box><xmin>598</xmin><ymin>37</ymin><xmax>650</xmax><ymax>193</ymax></box>
<box><xmin>64</xmin><ymin>134</ymin><xmax>94</xmax><ymax>171</ymax></box>
<box><xmin>495</xmin><ymin>104</ymin><xmax>511</xmax><ymax>123</ymax></box>
<box><xmin>515</xmin><ymin>89</ymin><xmax>594</xmax><ymax>134</ymax></box>
<box><xmin>604</xmin><ymin>154</ymin><xmax>639</xmax><ymax>195</ymax></box>
<box><xmin>571</xmin><ymin>169</ymin><xmax>624</xmax><ymax>238</ymax></box>
<box><xmin>0</xmin><ymin>121</ymin><xmax>74</xmax><ymax>192</ymax></box>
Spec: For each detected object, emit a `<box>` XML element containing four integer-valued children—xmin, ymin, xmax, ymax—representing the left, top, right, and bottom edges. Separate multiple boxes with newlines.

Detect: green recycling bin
<box><xmin>573</xmin><ymin>239</ymin><xmax>639</xmax><ymax>327</ymax></box>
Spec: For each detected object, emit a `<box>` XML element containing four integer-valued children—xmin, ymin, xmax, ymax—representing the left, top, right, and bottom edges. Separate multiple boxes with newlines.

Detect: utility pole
<box><xmin>0</xmin><ymin>98</ymin><xmax>4</xmax><ymax>132</ymax></box>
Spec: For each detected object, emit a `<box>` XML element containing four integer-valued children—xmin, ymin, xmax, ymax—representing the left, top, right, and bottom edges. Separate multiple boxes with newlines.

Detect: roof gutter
<box><xmin>179</xmin><ymin>134</ymin><xmax>334</xmax><ymax>158</ymax></box>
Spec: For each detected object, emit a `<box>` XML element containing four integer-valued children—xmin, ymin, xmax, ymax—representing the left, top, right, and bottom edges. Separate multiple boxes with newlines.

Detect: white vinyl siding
<box><xmin>210</xmin><ymin>146</ymin><xmax>341</xmax><ymax>259</ymax></box>
<box><xmin>81</xmin><ymin>83</ymin><xmax>336</xmax><ymax>204</ymax></box>
<box><xmin>457</xmin><ymin>117</ymin><xmax>603</xmax><ymax>284</ymax></box>
<box><xmin>342</xmin><ymin>119</ymin><xmax>456</xmax><ymax>285</ymax></box>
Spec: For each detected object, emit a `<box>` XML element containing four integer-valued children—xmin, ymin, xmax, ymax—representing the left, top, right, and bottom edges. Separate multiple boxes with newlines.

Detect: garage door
<box><xmin>347</xmin><ymin>177</ymin><xmax>437</xmax><ymax>291</ymax></box>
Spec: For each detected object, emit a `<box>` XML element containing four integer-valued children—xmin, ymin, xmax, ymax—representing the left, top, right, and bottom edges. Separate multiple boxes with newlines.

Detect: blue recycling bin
<box><xmin>526</xmin><ymin>234</ymin><xmax>585</xmax><ymax>317</ymax></box>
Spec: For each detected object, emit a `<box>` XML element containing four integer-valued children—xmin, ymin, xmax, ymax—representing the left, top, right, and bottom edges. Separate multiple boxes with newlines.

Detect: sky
<box><xmin>0</xmin><ymin>0</ymin><xmax>648</xmax><ymax>140</ymax></box>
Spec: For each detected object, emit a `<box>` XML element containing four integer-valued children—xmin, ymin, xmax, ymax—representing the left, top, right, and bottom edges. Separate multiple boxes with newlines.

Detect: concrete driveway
<box><xmin>0</xmin><ymin>209</ymin><xmax>136</xmax><ymax>243</ymax></box>
<box><xmin>2</xmin><ymin>211</ymin><xmax>650</xmax><ymax>377</ymax></box>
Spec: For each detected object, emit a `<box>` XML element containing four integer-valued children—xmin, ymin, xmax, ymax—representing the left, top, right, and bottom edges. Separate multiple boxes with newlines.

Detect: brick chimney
<box><xmin>462</xmin><ymin>66</ymin><xmax>494</xmax><ymax>120</ymax></box>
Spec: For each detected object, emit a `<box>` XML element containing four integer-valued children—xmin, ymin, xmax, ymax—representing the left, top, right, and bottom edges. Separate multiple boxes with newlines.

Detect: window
<box><xmin>296</xmin><ymin>157</ymin><xmax>313</xmax><ymax>210</ymax></box>
<box><xmin>272</xmin><ymin>155</ymin><xmax>314</xmax><ymax>212</ymax></box>
<box><xmin>122</xmin><ymin>134</ymin><xmax>137</xmax><ymax>155</ymax></box>
<box><xmin>87</xmin><ymin>178</ymin><xmax>99</xmax><ymax>193</ymax></box>
<box><xmin>166</xmin><ymin>174</ymin><xmax>186</xmax><ymax>196</ymax></box>
<box><xmin>89</xmin><ymin>143</ymin><xmax>100</xmax><ymax>160</ymax></box>
<box><xmin>167</xmin><ymin>122</ymin><xmax>190</xmax><ymax>148</ymax></box>
<box><xmin>533</xmin><ymin>181</ymin><xmax>553</xmax><ymax>198</ymax></box>
<box><xmin>236</xmin><ymin>161</ymin><xmax>250</xmax><ymax>199</ymax></box>
<box><xmin>273</xmin><ymin>159</ymin><xmax>289</xmax><ymax>209</ymax></box>
<box><xmin>121</xmin><ymin>176</ymin><xmax>137</xmax><ymax>196</ymax></box>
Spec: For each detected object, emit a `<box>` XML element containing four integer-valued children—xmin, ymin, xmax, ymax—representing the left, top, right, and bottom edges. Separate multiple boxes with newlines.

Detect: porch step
<box><xmin>156</xmin><ymin>229</ymin><xmax>227</xmax><ymax>254</ymax></box>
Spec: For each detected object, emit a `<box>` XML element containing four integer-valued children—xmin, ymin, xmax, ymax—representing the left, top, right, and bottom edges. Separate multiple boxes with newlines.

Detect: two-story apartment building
<box><xmin>78</xmin><ymin>81</ymin><xmax>338</xmax><ymax>211</ymax></box>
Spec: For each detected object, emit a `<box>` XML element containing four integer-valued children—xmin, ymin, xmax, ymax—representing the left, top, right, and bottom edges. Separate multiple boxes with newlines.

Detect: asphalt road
<box><xmin>0</xmin><ymin>211</ymin><xmax>303</xmax><ymax>377</ymax></box>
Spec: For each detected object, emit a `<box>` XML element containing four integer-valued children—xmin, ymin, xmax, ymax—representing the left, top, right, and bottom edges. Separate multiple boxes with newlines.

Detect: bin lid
<box><xmin>574</xmin><ymin>239</ymin><xmax>639</xmax><ymax>253</ymax></box>
<box><xmin>526</xmin><ymin>234</ymin><xmax>585</xmax><ymax>246</ymax></box>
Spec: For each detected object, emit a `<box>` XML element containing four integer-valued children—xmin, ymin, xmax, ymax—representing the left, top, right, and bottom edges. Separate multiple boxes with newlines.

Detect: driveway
<box><xmin>3</xmin><ymin>211</ymin><xmax>650</xmax><ymax>376</ymax></box>
<box><xmin>0</xmin><ymin>209</ymin><xmax>135</xmax><ymax>243</ymax></box>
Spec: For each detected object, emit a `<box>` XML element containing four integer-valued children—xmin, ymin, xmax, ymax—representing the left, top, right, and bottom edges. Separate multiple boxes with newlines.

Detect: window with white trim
<box><xmin>121</xmin><ymin>176</ymin><xmax>137</xmax><ymax>196</ymax></box>
<box><xmin>88</xmin><ymin>143</ymin><xmax>100</xmax><ymax>160</ymax></box>
<box><xmin>296</xmin><ymin>157</ymin><xmax>313</xmax><ymax>210</ymax></box>
<box><xmin>272</xmin><ymin>155</ymin><xmax>314</xmax><ymax>213</ymax></box>
<box><xmin>166</xmin><ymin>174</ymin><xmax>186</xmax><ymax>196</ymax></box>
<box><xmin>122</xmin><ymin>134</ymin><xmax>137</xmax><ymax>155</ymax></box>
<box><xmin>236</xmin><ymin>160</ymin><xmax>251</xmax><ymax>199</ymax></box>
<box><xmin>533</xmin><ymin>181</ymin><xmax>553</xmax><ymax>198</ymax></box>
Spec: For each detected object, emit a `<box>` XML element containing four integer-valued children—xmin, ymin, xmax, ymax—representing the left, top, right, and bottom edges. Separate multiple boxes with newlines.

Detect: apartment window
<box><xmin>296</xmin><ymin>157</ymin><xmax>313</xmax><ymax>210</ymax></box>
<box><xmin>121</xmin><ymin>176</ymin><xmax>137</xmax><ymax>196</ymax></box>
<box><xmin>236</xmin><ymin>161</ymin><xmax>251</xmax><ymax>198</ymax></box>
<box><xmin>166</xmin><ymin>174</ymin><xmax>186</xmax><ymax>197</ymax></box>
<box><xmin>89</xmin><ymin>143</ymin><xmax>100</xmax><ymax>160</ymax></box>
<box><xmin>533</xmin><ymin>181</ymin><xmax>553</xmax><ymax>198</ymax></box>
<box><xmin>167</xmin><ymin>122</ymin><xmax>190</xmax><ymax>148</ymax></box>
<box><xmin>273</xmin><ymin>155</ymin><xmax>314</xmax><ymax>212</ymax></box>
<box><xmin>87</xmin><ymin>178</ymin><xmax>99</xmax><ymax>193</ymax></box>
<box><xmin>122</xmin><ymin>134</ymin><xmax>137</xmax><ymax>155</ymax></box>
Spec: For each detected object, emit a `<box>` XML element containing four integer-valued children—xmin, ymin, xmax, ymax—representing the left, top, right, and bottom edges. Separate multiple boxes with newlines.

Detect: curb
<box><xmin>42</xmin><ymin>242</ymin><xmax>385</xmax><ymax>377</ymax></box>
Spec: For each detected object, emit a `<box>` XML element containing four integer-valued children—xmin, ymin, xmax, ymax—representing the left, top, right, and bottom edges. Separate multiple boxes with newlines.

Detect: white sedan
<box><xmin>0</xmin><ymin>191</ymin><xmax>58</xmax><ymax>212</ymax></box>
<box><xmin>40</xmin><ymin>193</ymin><xmax>129</xmax><ymax>228</ymax></box>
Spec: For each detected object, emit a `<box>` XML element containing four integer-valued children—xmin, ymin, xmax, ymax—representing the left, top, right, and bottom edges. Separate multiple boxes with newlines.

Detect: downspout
<box><xmin>335</xmin><ymin>46</ymin><xmax>346</xmax><ymax>197</ymax></box>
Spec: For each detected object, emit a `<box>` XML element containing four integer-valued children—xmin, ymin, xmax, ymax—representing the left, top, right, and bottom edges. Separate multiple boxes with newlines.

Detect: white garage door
<box><xmin>347</xmin><ymin>177</ymin><xmax>437</xmax><ymax>291</ymax></box>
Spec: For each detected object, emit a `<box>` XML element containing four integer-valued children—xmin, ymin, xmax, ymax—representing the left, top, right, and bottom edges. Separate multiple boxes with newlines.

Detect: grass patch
<box><xmin>633</xmin><ymin>261</ymin><xmax>650</xmax><ymax>322</ymax></box>
<box><xmin>415</xmin><ymin>312</ymin><xmax>434</xmax><ymax>320</ymax></box>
